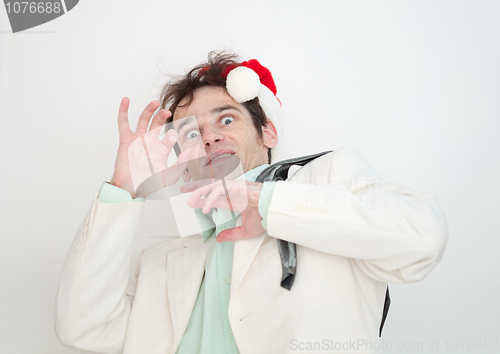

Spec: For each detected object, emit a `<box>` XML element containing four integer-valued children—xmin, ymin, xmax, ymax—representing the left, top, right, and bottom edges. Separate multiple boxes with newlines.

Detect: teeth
<box><xmin>210</xmin><ymin>153</ymin><xmax>233</xmax><ymax>163</ymax></box>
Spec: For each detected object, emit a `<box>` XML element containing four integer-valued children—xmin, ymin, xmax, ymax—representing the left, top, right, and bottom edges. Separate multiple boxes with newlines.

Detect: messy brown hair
<box><xmin>159</xmin><ymin>51</ymin><xmax>272</xmax><ymax>163</ymax></box>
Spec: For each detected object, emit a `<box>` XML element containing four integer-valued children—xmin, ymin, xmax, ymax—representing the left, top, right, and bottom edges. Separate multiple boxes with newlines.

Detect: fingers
<box><xmin>174</xmin><ymin>147</ymin><xmax>192</xmax><ymax>165</ymax></box>
<box><xmin>187</xmin><ymin>182</ymin><xmax>219</xmax><ymax>210</ymax></box>
<box><xmin>189</xmin><ymin>195</ymin><xmax>228</xmax><ymax>211</ymax></box>
<box><xmin>186</xmin><ymin>180</ymin><xmax>223</xmax><ymax>207</ymax></box>
<box><xmin>118</xmin><ymin>97</ymin><xmax>130</xmax><ymax>134</ymax></box>
<box><xmin>118</xmin><ymin>99</ymin><xmax>168</xmax><ymax>135</ymax></box>
<box><xmin>159</xmin><ymin>129</ymin><xmax>181</xmax><ymax>160</ymax></box>
<box><xmin>217</xmin><ymin>227</ymin><xmax>243</xmax><ymax>242</ymax></box>
<box><xmin>184</xmin><ymin>179</ymin><xmax>248</xmax><ymax>212</ymax></box>
<box><xmin>187</xmin><ymin>180</ymin><xmax>241</xmax><ymax>214</ymax></box>
<box><xmin>201</xmin><ymin>185</ymin><xmax>227</xmax><ymax>213</ymax></box>
<box><xmin>136</xmin><ymin>100</ymin><xmax>160</xmax><ymax>133</ymax></box>
<box><xmin>161</xmin><ymin>129</ymin><xmax>178</xmax><ymax>150</ymax></box>
<box><xmin>150</xmin><ymin>110</ymin><xmax>172</xmax><ymax>131</ymax></box>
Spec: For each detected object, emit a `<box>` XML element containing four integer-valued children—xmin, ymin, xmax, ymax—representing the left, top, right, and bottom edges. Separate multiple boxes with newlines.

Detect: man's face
<box><xmin>172</xmin><ymin>86</ymin><xmax>277</xmax><ymax>181</ymax></box>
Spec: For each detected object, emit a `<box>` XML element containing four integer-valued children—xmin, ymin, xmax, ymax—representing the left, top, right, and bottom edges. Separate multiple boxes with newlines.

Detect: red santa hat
<box><xmin>223</xmin><ymin>59</ymin><xmax>284</xmax><ymax>160</ymax></box>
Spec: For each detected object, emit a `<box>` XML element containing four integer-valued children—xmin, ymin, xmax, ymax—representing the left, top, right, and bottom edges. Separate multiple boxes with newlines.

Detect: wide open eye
<box><xmin>221</xmin><ymin>116</ymin><xmax>234</xmax><ymax>125</ymax></box>
<box><xmin>186</xmin><ymin>129</ymin><xmax>200</xmax><ymax>139</ymax></box>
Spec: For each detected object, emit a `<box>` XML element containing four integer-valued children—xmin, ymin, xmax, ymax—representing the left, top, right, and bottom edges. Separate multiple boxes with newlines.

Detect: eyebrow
<box><xmin>175</xmin><ymin>116</ymin><xmax>197</xmax><ymax>134</ymax></box>
<box><xmin>175</xmin><ymin>105</ymin><xmax>241</xmax><ymax>133</ymax></box>
<box><xmin>211</xmin><ymin>105</ymin><xmax>242</xmax><ymax>115</ymax></box>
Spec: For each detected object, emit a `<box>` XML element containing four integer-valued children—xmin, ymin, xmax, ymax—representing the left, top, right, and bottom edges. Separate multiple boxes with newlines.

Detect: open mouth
<box><xmin>206</xmin><ymin>152</ymin><xmax>236</xmax><ymax>166</ymax></box>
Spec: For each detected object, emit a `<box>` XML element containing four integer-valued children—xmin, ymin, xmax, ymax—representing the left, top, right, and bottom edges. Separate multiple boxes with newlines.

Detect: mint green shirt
<box><xmin>97</xmin><ymin>167</ymin><xmax>277</xmax><ymax>353</ymax></box>
<box><xmin>176</xmin><ymin>164</ymin><xmax>271</xmax><ymax>354</ymax></box>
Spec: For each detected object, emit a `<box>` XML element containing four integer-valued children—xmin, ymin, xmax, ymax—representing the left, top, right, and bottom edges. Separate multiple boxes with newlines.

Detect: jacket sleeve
<box><xmin>265</xmin><ymin>148</ymin><xmax>448</xmax><ymax>283</ymax></box>
<box><xmin>54</xmin><ymin>194</ymin><xmax>146</xmax><ymax>354</ymax></box>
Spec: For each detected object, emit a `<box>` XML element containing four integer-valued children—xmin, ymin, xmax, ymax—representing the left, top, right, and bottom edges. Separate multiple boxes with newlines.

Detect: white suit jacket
<box><xmin>55</xmin><ymin>148</ymin><xmax>448</xmax><ymax>354</ymax></box>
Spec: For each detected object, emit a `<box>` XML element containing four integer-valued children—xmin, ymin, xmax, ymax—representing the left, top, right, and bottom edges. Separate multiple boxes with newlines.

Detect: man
<box><xmin>55</xmin><ymin>52</ymin><xmax>448</xmax><ymax>354</ymax></box>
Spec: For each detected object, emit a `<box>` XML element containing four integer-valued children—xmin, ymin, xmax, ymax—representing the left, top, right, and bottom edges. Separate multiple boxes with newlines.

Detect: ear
<box><xmin>182</xmin><ymin>169</ymin><xmax>192</xmax><ymax>183</ymax></box>
<box><xmin>262</xmin><ymin>120</ymin><xmax>278</xmax><ymax>149</ymax></box>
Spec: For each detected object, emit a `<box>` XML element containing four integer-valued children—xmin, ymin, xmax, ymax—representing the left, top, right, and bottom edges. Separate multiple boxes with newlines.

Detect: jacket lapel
<box><xmin>230</xmin><ymin>231</ymin><xmax>267</xmax><ymax>299</ymax></box>
<box><xmin>166</xmin><ymin>239</ymin><xmax>209</xmax><ymax>352</ymax></box>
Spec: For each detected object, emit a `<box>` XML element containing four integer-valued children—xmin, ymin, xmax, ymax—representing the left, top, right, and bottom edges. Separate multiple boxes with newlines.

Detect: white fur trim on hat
<box><xmin>258</xmin><ymin>85</ymin><xmax>284</xmax><ymax>161</ymax></box>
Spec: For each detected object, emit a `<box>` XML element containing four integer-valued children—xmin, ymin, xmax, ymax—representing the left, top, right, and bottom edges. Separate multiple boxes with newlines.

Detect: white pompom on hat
<box><xmin>226</xmin><ymin>67</ymin><xmax>261</xmax><ymax>103</ymax></box>
<box><xmin>224</xmin><ymin>59</ymin><xmax>283</xmax><ymax>161</ymax></box>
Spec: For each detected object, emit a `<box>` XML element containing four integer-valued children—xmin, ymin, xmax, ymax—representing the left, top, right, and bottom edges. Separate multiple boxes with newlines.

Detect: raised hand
<box><xmin>110</xmin><ymin>98</ymin><xmax>189</xmax><ymax>198</ymax></box>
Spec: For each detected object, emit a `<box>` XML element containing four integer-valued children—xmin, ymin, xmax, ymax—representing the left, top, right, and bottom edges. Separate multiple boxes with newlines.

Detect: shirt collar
<box><xmin>238</xmin><ymin>163</ymin><xmax>270</xmax><ymax>183</ymax></box>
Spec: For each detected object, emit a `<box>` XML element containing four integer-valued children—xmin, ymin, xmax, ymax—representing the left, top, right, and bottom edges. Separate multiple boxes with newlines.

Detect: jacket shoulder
<box><xmin>290</xmin><ymin>148</ymin><xmax>381</xmax><ymax>190</ymax></box>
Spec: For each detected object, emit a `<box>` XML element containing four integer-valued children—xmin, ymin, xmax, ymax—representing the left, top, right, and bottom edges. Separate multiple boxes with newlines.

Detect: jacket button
<box><xmin>76</xmin><ymin>243</ymin><xmax>84</xmax><ymax>252</ymax></box>
<box><xmin>80</xmin><ymin>233</ymin><xmax>87</xmax><ymax>243</ymax></box>
<box><xmin>225</xmin><ymin>277</ymin><xmax>231</xmax><ymax>284</ymax></box>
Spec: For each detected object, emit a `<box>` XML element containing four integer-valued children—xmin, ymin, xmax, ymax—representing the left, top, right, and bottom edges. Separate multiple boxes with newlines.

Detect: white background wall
<box><xmin>1</xmin><ymin>1</ymin><xmax>499</xmax><ymax>353</ymax></box>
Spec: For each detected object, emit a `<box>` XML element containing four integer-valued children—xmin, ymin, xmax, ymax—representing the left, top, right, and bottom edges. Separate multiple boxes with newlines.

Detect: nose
<box><xmin>201</xmin><ymin>125</ymin><xmax>224</xmax><ymax>147</ymax></box>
